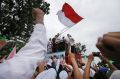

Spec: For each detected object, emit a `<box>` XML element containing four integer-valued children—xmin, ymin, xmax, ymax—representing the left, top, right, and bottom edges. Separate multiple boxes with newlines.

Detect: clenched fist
<box><xmin>96</xmin><ymin>32</ymin><xmax>120</xmax><ymax>60</ymax></box>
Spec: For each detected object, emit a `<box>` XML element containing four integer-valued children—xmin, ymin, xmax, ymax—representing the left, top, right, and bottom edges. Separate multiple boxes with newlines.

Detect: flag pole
<box><xmin>59</xmin><ymin>26</ymin><xmax>73</xmax><ymax>35</ymax></box>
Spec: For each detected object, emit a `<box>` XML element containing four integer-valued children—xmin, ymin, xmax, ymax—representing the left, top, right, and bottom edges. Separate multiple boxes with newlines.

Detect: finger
<box><xmin>96</xmin><ymin>37</ymin><xmax>118</xmax><ymax>59</ymax></box>
<box><xmin>103</xmin><ymin>35</ymin><xmax>120</xmax><ymax>52</ymax></box>
<box><xmin>107</xmin><ymin>32</ymin><xmax>120</xmax><ymax>38</ymax></box>
<box><xmin>96</xmin><ymin>37</ymin><xmax>104</xmax><ymax>52</ymax></box>
<box><xmin>96</xmin><ymin>37</ymin><xmax>110</xmax><ymax>55</ymax></box>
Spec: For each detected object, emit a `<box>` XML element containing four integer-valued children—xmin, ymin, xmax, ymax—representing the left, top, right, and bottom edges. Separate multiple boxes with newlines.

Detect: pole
<box><xmin>59</xmin><ymin>26</ymin><xmax>73</xmax><ymax>36</ymax></box>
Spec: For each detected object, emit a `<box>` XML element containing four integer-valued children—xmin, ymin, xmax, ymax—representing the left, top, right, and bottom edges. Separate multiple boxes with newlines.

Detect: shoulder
<box><xmin>110</xmin><ymin>70</ymin><xmax>120</xmax><ymax>79</ymax></box>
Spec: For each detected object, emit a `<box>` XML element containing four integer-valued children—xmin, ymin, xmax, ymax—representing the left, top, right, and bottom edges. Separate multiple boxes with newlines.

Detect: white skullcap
<box><xmin>59</xmin><ymin>70</ymin><xmax>68</xmax><ymax>79</ymax></box>
<box><xmin>36</xmin><ymin>68</ymin><xmax>57</xmax><ymax>79</ymax></box>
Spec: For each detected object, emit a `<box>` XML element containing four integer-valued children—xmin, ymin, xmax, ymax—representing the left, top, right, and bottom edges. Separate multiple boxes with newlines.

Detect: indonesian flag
<box><xmin>57</xmin><ymin>3</ymin><xmax>83</xmax><ymax>27</ymax></box>
<box><xmin>7</xmin><ymin>46</ymin><xmax>16</xmax><ymax>60</ymax></box>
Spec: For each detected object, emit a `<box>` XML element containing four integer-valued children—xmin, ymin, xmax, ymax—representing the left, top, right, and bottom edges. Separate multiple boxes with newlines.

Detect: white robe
<box><xmin>0</xmin><ymin>24</ymin><xmax>47</xmax><ymax>79</ymax></box>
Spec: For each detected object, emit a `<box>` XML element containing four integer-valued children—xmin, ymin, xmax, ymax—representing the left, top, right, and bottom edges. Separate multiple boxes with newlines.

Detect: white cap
<box><xmin>59</xmin><ymin>70</ymin><xmax>68</xmax><ymax>79</ymax></box>
<box><xmin>36</xmin><ymin>68</ymin><xmax>57</xmax><ymax>79</ymax></box>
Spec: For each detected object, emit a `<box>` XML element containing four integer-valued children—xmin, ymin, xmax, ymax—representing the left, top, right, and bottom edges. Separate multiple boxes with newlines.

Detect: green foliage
<box><xmin>0</xmin><ymin>35</ymin><xmax>6</xmax><ymax>39</ymax></box>
<box><xmin>0</xmin><ymin>41</ymin><xmax>14</xmax><ymax>56</ymax></box>
<box><xmin>0</xmin><ymin>40</ymin><xmax>25</xmax><ymax>56</ymax></box>
<box><xmin>0</xmin><ymin>0</ymin><xmax>50</xmax><ymax>42</ymax></box>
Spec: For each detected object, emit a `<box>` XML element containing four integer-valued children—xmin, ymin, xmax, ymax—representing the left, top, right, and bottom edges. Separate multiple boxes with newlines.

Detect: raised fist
<box><xmin>32</xmin><ymin>8</ymin><xmax>45</xmax><ymax>24</ymax></box>
<box><xmin>96</xmin><ymin>32</ymin><xmax>120</xmax><ymax>60</ymax></box>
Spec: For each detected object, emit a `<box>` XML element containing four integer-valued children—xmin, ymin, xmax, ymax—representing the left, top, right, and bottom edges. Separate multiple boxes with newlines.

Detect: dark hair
<box><xmin>94</xmin><ymin>71</ymin><xmax>108</xmax><ymax>79</ymax></box>
<box><xmin>49</xmin><ymin>38</ymin><xmax>51</xmax><ymax>40</ymax></box>
<box><xmin>89</xmin><ymin>77</ymin><xmax>94</xmax><ymax>79</ymax></box>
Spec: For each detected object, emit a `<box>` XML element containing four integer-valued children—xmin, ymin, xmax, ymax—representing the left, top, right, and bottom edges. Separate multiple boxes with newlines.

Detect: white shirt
<box><xmin>0</xmin><ymin>24</ymin><xmax>47</xmax><ymax>79</ymax></box>
<box><xmin>36</xmin><ymin>68</ymin><xmax>57</xmax><ymax>79</ymax></box>
<box><xmin>110</xmin><ymin>70</ymin><xmax>120</xmax><ymax>79</ymax></box>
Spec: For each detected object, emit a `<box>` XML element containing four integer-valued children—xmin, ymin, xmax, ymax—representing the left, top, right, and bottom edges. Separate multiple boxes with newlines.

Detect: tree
<box><xmin>0</xmin><ymin>0</ymin><xmax>50</xmax><ymax>42</ymax></box>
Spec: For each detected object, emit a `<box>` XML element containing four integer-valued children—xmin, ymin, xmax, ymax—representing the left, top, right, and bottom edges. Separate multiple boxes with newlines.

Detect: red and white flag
<box><xmin>57</xmin><ymin>3</ymin><xmax>83</xmax><ymax>27</ymax></box>
<box><xmin>7</xmin><ymin>46</ymin><xmax>16</xmax><ymax>60</ymax></box>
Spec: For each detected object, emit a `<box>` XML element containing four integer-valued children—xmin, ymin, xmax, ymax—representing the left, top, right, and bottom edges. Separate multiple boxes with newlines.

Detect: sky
<box><xmin>44</xmin><ymin>0</ymin><xmax>120</xmax><ymax>54</ymax></box>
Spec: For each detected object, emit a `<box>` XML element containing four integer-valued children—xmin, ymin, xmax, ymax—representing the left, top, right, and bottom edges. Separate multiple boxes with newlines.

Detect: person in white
<box><xmin>66</xmin><ymin>34</ymin><xmax>75</xmax><ymax>46</ymax></box>
<box><xmin>36</xmin><ymin>68</ymin><xmax>57</xmax><ymax>79</ymax></box>
<box><xmin>59</xmin><ymin>70</ymin><xmax>68</xmax><ymax>79</ymax></box>
<box><xmin>110</xmin><ymin>70</ymin><xmax>120</xmax><ymax>79</ymax></box>
<box><xmin>0</xmin><ymin>8</ymin><xmax>47</xmax><ymax>79</ymax></box>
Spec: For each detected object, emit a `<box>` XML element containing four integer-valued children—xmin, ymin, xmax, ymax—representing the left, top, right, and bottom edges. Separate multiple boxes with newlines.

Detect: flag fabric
<box><xmin>57</xmin><ymin>3</ymin><xmax>83</xmax><ymax>27</ymax></box>
<box><xmin>7</xmin><ymin>46</ymin><xmax>16</xmax><ymax>60</ymax></box>
<box><xmin>0</xmin><ymin>40</ymin><xmax>6</xmax><ymax>49</ymax></box>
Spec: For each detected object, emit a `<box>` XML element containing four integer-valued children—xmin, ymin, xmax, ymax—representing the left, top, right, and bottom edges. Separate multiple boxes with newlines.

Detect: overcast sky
<box><xmin>44</xmin><ymin>0</ymin><xmax>120</xmax><ymax>54</ymax></box>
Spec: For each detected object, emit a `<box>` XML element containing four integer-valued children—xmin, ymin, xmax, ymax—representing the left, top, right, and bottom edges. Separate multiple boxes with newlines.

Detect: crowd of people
<box><xmin>47</xmin><ymin>33</ymin><xmax>86</xmax><ymax>54</ymax></box>
<box><xmin>47</xmin><ymin>33</ymin><xmax>66</xmax><ymax>53</ymax></box>
<box><xmin>0</xmin><ymin>8</ymin><xmax>120</xmax><ymax>79</ymax></box>
<box><xmin>47</xmin><ymin>33</ymin><xmax>86</xmax><ymax>66</ymax></box>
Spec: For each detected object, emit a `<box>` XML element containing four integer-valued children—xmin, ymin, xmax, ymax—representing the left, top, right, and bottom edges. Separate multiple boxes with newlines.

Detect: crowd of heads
<box><xmin>47</xmin><ymin>33</ymin><xmax>86</xmax><ymax>54</ymax></box>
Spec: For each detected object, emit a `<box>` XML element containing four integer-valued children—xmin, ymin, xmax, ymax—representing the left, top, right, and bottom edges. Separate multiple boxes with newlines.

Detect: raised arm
<box><xmin>0</xmin><ymin>8</ymin><xmax>48</xmax><ymax>79</ymax></box>
<box><xmin>68</xmin><ymin>52</ymin><xmax>83</xmax><ymax>79</ymax></box>
<box><xmin>17</xmin><ymin>8</ymin><xmax>47</xmax><ymax>61</ymax></box>
<box><xmin>83</xmin><ymin>54</ymin><xmax>94</xmax><ymax>79</ymax></box>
